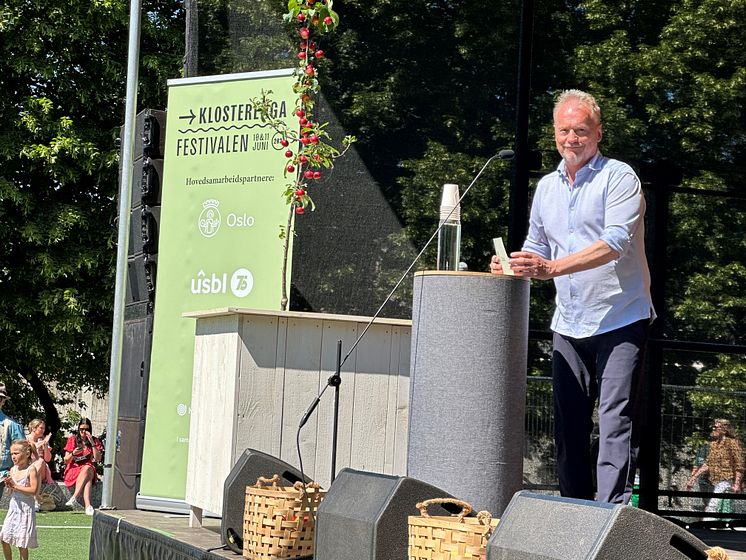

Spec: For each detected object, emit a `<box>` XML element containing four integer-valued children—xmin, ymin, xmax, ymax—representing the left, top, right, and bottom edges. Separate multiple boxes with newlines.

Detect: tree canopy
<box><xmin>0</xmin><ymin>0</ymin><xmax>183</xmax><ymax>432</ymax></box>
<box><xmin>1</xmin><ymin>0</ymin><xmax>744</xmax><ymax>493</ymax></box>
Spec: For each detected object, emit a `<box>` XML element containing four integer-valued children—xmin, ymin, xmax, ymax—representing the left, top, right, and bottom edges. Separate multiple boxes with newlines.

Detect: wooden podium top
<box><xmin>182</xmin><ymin>306</ymin><xmax>411</xmax><ymax>326</ymax></box>
<box><xmin>414</xmin><ymin>270</ymin><xmax>529</xmax><ymax>280</ymax></box>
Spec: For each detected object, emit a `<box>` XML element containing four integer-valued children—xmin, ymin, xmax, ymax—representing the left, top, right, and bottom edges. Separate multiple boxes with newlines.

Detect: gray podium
<box><xmin>407</xmin><ymin>271</ymin><xmax>530</xmax><ymax>516</ymax></box>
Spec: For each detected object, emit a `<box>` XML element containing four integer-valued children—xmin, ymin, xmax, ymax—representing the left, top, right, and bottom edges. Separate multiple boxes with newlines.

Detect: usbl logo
<box><xmin>190</xmin><ymin>268</ymin><xmax>254</xmax><ymax>298</ymax></box>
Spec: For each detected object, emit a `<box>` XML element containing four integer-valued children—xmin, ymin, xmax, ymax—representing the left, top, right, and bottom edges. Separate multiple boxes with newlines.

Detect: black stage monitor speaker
<box><xmin>486</xmin><ymin>491</ymin><xmax>708</xmax><ymax>560</ymax></box>
<box><xmin>221</xmin><ymin>449</ymin><xmax>306</xmax><ymax>554</ymax></box>
<box><xmin>314</xmin><ymin>468</ymin><xmax>460</xmax><ymax>560</ymax></box>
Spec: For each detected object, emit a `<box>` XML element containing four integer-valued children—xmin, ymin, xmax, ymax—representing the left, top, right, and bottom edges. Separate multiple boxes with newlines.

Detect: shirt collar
<box><xmin>557</xmin><ymin>151</ymin><xmax>604</xmax><ymax>180</ymax></box>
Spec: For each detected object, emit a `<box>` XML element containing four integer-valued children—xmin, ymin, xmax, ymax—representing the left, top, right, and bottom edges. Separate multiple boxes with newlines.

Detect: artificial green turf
<box><xmin>1</xmin><ymin>510</ymin><xmax>92</xmax><ymax>560</ymax></box>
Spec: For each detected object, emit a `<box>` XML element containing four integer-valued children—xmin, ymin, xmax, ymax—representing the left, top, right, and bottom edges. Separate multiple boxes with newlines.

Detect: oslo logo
<box><xmin>198</xmin><ymin>199</ymin><xmax>221</xmax><ymax>238</ymax></box>
<box><xmin>191</xmin><ymin>268</ymin><xmax>254</xmax><ymax>298</ymax></box>
<box><xmin>226</xmin><ymin>213</ymin><xmax>255</xmax><ymax>228</ymax></box>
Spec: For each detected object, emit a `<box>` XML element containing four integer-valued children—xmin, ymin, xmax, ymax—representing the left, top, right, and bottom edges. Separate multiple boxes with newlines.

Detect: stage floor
<box><xmin>93</xmin><ymin>509</ymin><xmax>746</xmax><ymax>560</ymax></box>
<box><xmin>92</xmin><ymin>509</ymin><xmax>239</xmax><ymax>559</ymax></box>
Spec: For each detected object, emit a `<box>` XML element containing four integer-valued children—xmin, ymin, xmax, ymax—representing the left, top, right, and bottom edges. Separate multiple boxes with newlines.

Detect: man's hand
<box><xmin>491</xmin><ymin>252</ymin><xmax>553</xmax><ymax>279</ymax></box>
<box><xmin>489</xmin><ymin>255</ymin><xmax>505</xmax><ymax>275</ymax></box>
<box><xmin>508</xmin><ymin>251</ymin><xmax>552</xmax><ymax>279</ymax></box>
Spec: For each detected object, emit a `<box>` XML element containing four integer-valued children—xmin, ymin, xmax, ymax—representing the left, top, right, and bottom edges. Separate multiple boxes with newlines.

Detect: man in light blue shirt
<box><xmin>0</xmin><ymin>383</ymin><xmax>26</xmax><ymax>484</ymax></box>
<box><xmin>491</xmin><ymin>90</ymin><xmax>654</xmax><ymax>504</ymax></box>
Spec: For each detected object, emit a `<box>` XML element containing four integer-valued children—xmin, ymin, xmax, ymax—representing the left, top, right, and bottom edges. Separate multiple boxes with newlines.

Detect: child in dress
<box><xmin>0</xmin><ymin>440</ymin><xmax>38</xmax><ymax>560</ymax></box>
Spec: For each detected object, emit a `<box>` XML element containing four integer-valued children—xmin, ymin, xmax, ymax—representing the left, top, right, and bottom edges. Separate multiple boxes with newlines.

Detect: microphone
<box><xmin>336</xmin><ymin>147</ymin><xmax>514</xmax><ymax>369</ymax></box>
<box><xmin>295</xmin><ymin>148</ymin><xmax>513</xmax><ymax>485</ymax></box>
<box><xmin>498</xmin><ymin>149</ymin><xmax>515</xmax><ymax>160</ymax></box>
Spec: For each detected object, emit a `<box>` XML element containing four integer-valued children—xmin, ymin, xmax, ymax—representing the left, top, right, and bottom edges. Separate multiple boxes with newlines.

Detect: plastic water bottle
<box><xmin>436</xmin><ymin>183</ymin><xmax>461</xmax><ymax>271</ymax></box>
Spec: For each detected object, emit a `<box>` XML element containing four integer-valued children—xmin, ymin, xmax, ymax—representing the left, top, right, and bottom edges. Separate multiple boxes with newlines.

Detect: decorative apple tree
<box><xmin>254</xmin><ymin>0</ymin><xmax>355</xmax><ymax>310</ymax></box>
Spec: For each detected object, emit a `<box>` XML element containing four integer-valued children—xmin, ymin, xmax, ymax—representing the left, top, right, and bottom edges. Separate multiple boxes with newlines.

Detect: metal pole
<box><xmin>507</xmin><ymin>0</ymin><xmax>535</xmax><ymax>252</ymax></box>
<box><xmin>101</xmin><ymin>0</ymin><xmax>142</xmax><ymax>510</ymax></box>
<box><xmin>330</xmin><ymin>340</ymin><xmax>342</xmax><ymax>483</ymax></box>
<box><xmin>639</xmin><ymin>178</ymin><xmax>670</xmax><ymax>513</ymax></box>
<box><xmin>184</xmin><ymin>0</ymin><xmax>199</xmax><ymax>77</ymax></box>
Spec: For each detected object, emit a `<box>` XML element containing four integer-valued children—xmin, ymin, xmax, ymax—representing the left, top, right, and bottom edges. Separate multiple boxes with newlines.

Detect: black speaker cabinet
<box><xmin>314</xmin><ymin>468</ymin><xmax>460</xmax><ymax>560</ymax></box>
<box><xmin>221</xmin><ymin>449</ymin><xmax>306</xmax><ymax>554</ymax></box>
<box><xmin>487</xmin><ymin>491</ymin><xmax>708</xmax><ymax>560</ymax></box>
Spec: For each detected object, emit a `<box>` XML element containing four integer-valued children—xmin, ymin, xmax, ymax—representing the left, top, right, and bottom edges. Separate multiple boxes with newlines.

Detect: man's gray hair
<box><xmin>554</xmin><ymin>89</ymin><xmax>602</xmax><ymax>124</ymax></box>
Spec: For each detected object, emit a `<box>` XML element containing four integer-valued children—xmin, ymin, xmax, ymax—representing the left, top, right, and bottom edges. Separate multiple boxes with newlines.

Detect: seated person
<box><xmin>63</xmin><ymin>418</ymin><xmax>103</xmax><ymax>516</ymax></box>
<box><xmin>27</xmin><ymin>418</ymin><xmax>53</xmax><ymax>485</ymax></box>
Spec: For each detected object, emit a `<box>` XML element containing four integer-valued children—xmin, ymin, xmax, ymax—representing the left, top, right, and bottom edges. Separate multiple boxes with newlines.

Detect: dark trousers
<box><xmin>552</xmin><ymin>319</ymin><xmax>649</xmax><ymax>504</ymax></box>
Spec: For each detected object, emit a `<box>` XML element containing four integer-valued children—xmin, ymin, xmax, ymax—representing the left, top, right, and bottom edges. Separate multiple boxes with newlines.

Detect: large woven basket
<box><xmin>408</xmin><ymin>498</ymin><xmax>499</xmax><ymax>560</ymax></box>
<box><xmin>243</xmin><ymin>474</ymin><xmax>325</xmax><ymax>560</ymax></box>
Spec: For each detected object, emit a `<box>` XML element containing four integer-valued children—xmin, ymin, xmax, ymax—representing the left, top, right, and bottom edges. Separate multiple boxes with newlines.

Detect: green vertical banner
<box><xmin>139</xmin><ymin>69</ymin><xmax>296</xmax><ymax>503</ymax></box>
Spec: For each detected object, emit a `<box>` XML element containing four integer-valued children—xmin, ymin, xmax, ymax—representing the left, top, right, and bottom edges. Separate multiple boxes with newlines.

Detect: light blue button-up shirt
<box><xmin>0</xmin><ymin>411</ymin><xmax>26</xmax><ymax>474</ymax></box>
<box><xmin>522</xmin><ymin>152</ymin><xmax>655</xmax><ymax>338</ymax></box>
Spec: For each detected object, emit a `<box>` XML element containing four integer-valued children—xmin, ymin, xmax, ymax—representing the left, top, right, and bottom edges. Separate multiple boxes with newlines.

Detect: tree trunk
<box><xmin>281</xmin><ymin>205</ymin><xmax>295</xmax><ymax>311</ymax></box>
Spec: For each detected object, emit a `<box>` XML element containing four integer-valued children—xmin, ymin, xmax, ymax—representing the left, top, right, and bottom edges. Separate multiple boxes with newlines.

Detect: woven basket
<box><xmin>408</xmin><ymin>498</ymin><xmax>499</xmax><ymax>560</ymax></box>
<box><xmin>243</xmin><ymin>474</ymin><xmax>324</xmax><ymax>560</ymax></box>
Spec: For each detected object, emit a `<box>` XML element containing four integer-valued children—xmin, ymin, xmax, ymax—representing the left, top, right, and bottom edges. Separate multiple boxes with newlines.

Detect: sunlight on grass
<box><xmin>2</xmin><ymin>510</ymin><xmax>92</xmax><ymax>560</ymax></box>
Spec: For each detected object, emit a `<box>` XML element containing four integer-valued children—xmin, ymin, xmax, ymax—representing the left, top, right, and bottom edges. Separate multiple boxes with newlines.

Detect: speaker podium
<box><xmin>408</xmin><ymin>271</ymin><xmax>530</xmax><ymax>516</ymax></box>
<box><xmin>487</xmin><ymin>491</ymin><xmax>708</xmax><ymax>560</ymax></box>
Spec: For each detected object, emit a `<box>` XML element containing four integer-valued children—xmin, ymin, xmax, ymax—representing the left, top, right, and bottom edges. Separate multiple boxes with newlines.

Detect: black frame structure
<box><xmin>507</xmin><ymin>0</ymin><xmax>746</xmax><ymax>523</ymax></box>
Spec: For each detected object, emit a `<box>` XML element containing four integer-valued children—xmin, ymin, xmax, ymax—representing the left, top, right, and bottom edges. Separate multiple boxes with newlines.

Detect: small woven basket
<box><xmin>408</xmin><ymin>498</ymin><xmax>499</xmax><ymax>560</ymax></box>
<box><xmin>243</xmin><ymin>474</ymin><xmax>324</xmax><ymax>560</ymax></box>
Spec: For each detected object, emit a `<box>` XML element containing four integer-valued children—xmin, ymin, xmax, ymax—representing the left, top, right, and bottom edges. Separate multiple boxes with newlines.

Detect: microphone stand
<box><xmin>297</xmin><ymin>149</ymin><xmax>514</xmax><ymax>484</ymax></box>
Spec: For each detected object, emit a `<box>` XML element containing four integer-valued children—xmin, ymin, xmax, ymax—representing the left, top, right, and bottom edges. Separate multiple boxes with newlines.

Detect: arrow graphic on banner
<box><xmin>179</xmin><ymin>109</ymin><xmax>196</xmax><ymax>125</ymax></box>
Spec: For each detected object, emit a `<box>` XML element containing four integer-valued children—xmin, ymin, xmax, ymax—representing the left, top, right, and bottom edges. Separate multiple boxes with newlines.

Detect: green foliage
<box><xmin>0</xmin><ymin>0</ymin><xmax>183</xmax><ymax>428</ymax></box>
<box><xmin>2</xmin><ymin>0</ymin><xmax>745</xmax><ymax>491</ymax></box>
<box><xmin>250</xmin><ymin>1</ymin><xmax>355</xmax><ymax>309</ymax></box>
<box><xmin>398</xmin><ymin>141</ymin><xmax>512</xmax><ymax>272</ymax></box>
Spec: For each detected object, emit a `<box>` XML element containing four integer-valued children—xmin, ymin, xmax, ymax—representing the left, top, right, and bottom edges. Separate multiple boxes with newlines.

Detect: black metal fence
<box><xmin>523</xmin><ymin>377</ymin><xmax>746</xmax><ymax>521</ymax></box>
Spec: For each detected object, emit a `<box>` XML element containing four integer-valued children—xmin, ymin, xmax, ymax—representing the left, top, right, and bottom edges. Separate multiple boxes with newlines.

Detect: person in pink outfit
<box><xmin>0</xmin><ymin>440</ymin><xmax>39</xmax><ymax>560</ymax></box>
